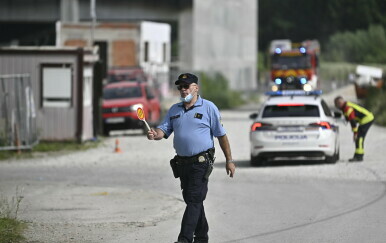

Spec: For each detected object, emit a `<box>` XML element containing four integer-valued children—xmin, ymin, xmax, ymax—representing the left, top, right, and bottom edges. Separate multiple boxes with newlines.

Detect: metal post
<box><xmin>14</xmin><ymin>75</ymin><xmax>23</xmax><ymax>151</ymax></box>
<box><xmin>0</xmin><ymin>77</ymin><xmax>11</xmax><ymax>146</ymax></box>
<box><xmin>90</xmin><ymin>0</ymin><xmax>96</xmax><ymax>46</ymax></box>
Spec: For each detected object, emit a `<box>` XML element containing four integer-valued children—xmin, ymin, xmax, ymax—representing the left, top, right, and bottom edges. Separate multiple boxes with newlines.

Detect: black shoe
<box><xmin>175</xmin><ymin>239</ymin><xmax>189</xmax><ymax>243</ymax></box>
<box><xmin>193</xmin><ymin>238</ymin><xmax>208</xmax><ymax>243</ymax></box>
<box><xmin>349</xmin><ymin>157</ymin><xmax>363</xmax><ymax>162</ymax></box>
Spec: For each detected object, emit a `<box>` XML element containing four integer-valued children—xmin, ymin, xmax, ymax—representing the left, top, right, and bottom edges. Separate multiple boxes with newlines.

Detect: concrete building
<box><xmin>191</xmin><ymin>0</ymin><xmax>257</xmax><ymax>90</ymax></box>
<box><xmin>0</xmin><ymin>0</ymin><xmax>258</xmax><ymax>91</ymax></box>
<box><xmin>56</xmin><ymin>21</ymin><xmax>171</xmax><ymax>96</ymax></box>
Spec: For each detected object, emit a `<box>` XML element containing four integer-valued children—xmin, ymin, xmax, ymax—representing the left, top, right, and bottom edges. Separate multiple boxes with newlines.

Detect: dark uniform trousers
<box><xmin>178</xmin><ymin>160</ymin><xmax>209</xmax><ymax>243</ymax></box>
<box><xmin>354</xmin><ymin>121</ymin><xmax>373</xmax><ymax>158</ymax></box>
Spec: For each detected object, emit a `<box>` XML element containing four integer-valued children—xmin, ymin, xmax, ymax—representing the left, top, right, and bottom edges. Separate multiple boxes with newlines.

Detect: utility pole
<box><xmin>90</xmin><ymin>0</ymin><xmax>96</xmax><ymax>46</ymax></box>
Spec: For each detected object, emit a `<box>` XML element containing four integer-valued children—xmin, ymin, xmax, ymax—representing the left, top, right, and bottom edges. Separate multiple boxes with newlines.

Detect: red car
<box><xmin>102</xmin><ymin>81</ymin><xmax>161</xmax><ymax>135</ymax></box>
<box><xmin>108</xmin><ymin>67</ymin><xmax>148</xmax><ymax>83</ymax></box>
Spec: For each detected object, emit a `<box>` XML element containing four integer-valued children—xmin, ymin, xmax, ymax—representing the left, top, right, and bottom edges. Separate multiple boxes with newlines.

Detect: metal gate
<box><xmin>0</xmin><ymin>74</ymin><xmax>38</xmax><ymax>151</ymax></box>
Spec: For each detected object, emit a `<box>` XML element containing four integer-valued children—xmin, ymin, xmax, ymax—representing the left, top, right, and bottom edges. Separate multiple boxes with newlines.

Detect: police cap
<box><xmin>175</xmin><ymin>73</ymin><xmax>198</xmax><ymax>85</ymax></box>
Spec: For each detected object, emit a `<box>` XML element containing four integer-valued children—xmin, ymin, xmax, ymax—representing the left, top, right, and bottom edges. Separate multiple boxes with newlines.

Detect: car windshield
<box><xmin>262</xmin><ymin>104</ymin><xmax>320</xmax><ymax>117</ymax></box>
<box><xmin>271</xmin><ymin>55</ymin><xmax>311</xmax><ymax>70</ymax></box>
<box><xmin>103</xmin><ymin>86</ymin><xmax>142</xmax><ymax>100</ymax></box>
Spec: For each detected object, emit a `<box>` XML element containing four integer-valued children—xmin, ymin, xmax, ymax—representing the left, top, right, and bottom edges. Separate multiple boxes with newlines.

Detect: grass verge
<box><xmin>0</xmin><ymin>139</ymin><xmax>102</xmax><ymax>161</ymax></box>
<box><xmin>0</xmin><ymin>218</ymin><xmax>26</xmax><ymax>243</ymax></box>
<box><xmin>0</xmin><ymin>187</ymin><xmax>25</xmax><ymax>243</ymax></box>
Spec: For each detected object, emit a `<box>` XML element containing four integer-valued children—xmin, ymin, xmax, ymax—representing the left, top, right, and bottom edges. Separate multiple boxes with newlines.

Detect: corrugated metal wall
<box><xmin>0</xmin><ymin>51</ymin><xmax>81</xmax><ymax>141</ymax></box>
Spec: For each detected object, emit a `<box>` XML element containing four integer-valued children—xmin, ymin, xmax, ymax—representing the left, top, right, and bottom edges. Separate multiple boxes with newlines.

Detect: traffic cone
<box><xmin>114</xmin><ymin>138</ymin><xmax>122</xmax><ymax>153</ymax></box>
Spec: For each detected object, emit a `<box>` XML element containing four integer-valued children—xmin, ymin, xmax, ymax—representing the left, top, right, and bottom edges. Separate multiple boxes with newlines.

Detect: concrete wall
<box><xmin>0</xmin><ymin>0</ymin><xmax>61</xmax><ymax>21</ymax></box>
<box><xmin>61</xmin><ymin>0</ymin><xmax>80</xmax><ymax>22</ymax></box>
<box><xmin>82</xmin><ymin>0</ymin><xmax>182</xmax><ymax>22</ymax></box>
<box><xmin>178</xmin><ymin>8</ymin><xmax>194</xmax><ymax>70</ymax></box>
<box><xmin>1</xmin><ymin>0</ymin><xmax>258</xmax><ymax>91</ymax></box>
<box><xmin>193</xmin><ymin>0</ymin><xmax>257</xmax><ymax>91</ymax></box>
<box><xmin>0</xmin><ymin>0</ymin><xmax>187</xmax><ymax>22</ymax></box>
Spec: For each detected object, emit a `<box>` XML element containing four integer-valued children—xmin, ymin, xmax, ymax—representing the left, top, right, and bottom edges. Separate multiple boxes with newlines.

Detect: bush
<box><xmin>325</xmin><ymin>25</ymin><xmax>386</xmax><ymax>63</ymax></box>
<box><xmin>319</xmin><ymin>62</ymin><xmax>356</xmax><ymax>82</ymax></box>
<box><xmin>364</xmin><ymin>87</ymin><xmax>386</xmax><ymax>126</ymax></box>
<box><xmin>199</xmin><ymin>72</ymin><xmax>245</xmax><ymax>109</ymax></box>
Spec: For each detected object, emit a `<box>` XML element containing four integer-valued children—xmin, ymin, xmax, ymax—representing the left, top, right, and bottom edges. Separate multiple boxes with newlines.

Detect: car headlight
<box><xmin>130</xmin><ymin>103</ymin><xmax>143</xmax><ymax>111</ymax></box>
<box><xmin>272</xmin><ymin>85</ymin><xmax>279</xmax><ymax>92</ymax></box>
<box><xmin>303</xmin><ymin>83</ymin><xmax>312</xmax><ymax>91</ymax></box>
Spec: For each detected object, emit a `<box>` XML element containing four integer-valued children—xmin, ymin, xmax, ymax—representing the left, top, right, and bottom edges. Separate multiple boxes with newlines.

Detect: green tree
<box><xmin>325</xmin><ymin>25</ymin><xmax>386</xmax><ymax>63</ymax></box>
<box><xmin>259</xmin><ymin>0</ymin><xmax>386</xmax><ymax>52</ymax></box>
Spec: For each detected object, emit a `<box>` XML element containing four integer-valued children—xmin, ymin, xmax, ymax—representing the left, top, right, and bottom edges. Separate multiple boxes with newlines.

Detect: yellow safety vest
<box><xmin>344</xmin><ymin>101</ymin><xmax>374</xmax><ymax>126</ymax></box>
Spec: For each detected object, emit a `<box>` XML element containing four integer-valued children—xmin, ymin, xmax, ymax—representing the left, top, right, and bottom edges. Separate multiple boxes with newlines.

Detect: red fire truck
<box><xmin>269</xmin><ymin>39</ymin><xmax>320</xmax><ymax>91</ymax></box>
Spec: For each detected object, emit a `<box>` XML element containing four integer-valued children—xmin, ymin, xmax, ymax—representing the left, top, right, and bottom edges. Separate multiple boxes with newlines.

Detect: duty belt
<box><xmin>176</xmin><ymin>148</ymin><xmax>214</xmax><ymax>164</ymax></box>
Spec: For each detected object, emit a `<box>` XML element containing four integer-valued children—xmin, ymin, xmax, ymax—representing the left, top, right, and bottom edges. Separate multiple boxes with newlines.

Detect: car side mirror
<box><xmin>333</xmin><ymin>111</ymin><xmax>342</xmax><ymax>118</ymax></box>
<box><xmin>249</xmin><ymin>113</ymin><xmax>258</xmax><ymax>119</ymax></box>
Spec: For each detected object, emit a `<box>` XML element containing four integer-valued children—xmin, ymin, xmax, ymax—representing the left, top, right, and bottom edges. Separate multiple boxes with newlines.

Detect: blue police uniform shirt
<box><xmin>157</xmin><ymin>95</ymin><xmax>226</xmax><ymax>157</ymax></box>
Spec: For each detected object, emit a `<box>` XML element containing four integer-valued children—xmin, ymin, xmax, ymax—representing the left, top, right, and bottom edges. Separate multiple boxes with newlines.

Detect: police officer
<box><xmin>334</xmin><ymin>96</ymin><xmax>374</xmax><ymax>162</ymax></box>
<box><xmin>147</xmin><ymin>73</ymin><xmax>236</xmax><ymax>243</ymax></box>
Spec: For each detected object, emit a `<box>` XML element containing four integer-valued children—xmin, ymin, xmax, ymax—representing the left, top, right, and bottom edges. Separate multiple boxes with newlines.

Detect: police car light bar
<box><xmin>265</xmin><ymin>90</ymin><xmax>323</xmax><ymax>96</ymax></box>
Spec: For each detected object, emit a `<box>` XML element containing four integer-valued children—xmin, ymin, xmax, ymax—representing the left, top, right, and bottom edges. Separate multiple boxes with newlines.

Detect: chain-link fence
<box><xmin>0</xmin><ymin>74</ymin><xmax>38</xmax><ymax>151</ymax></box>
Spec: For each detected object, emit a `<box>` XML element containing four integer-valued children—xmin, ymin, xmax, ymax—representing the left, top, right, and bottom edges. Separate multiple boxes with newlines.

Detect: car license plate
<box><xmin>274</xmin><ymin>135</ymin><xmax>307</xmax><ymax>140</ymax></box>
<box><xmin>278</xmin><ymin>126</ymin><xmax>303</xmax><ymax>132</ymax></box>
<box><xmin>105</xmin><ymin>117</ymin><xmax>125</xmax><ymax>124</ymax></box>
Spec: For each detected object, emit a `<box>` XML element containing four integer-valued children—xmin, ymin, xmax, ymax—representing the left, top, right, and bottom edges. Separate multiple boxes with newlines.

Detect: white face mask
<box><xmin>180</xmin><ymin>93</ymin><xmax>194</xmax><ymax>103</ymax></box>
<box><xmin>180</xmin><ymin>87</ymin><xmax>197</xmax><ymax>103</ymax></box>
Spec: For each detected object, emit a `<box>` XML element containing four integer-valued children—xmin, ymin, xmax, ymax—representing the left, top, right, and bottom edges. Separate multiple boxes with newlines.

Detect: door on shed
<box><xmin>112</xmin><ymin>40</ymin><xmax>136</xmax><ymax>67</ymax></box>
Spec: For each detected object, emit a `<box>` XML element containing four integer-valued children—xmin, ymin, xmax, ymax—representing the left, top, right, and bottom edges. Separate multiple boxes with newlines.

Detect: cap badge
<box><xmin>182</xmin><ymin>75</ymin><xmax>187</xmax><ymax>79</ymax></box>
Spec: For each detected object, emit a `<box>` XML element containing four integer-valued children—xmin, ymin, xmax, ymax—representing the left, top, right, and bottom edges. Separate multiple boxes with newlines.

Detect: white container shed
<box><xmin>0</xmin><ymin>46</ymin><xmax>98</xmax><ymax>142</ymax></box>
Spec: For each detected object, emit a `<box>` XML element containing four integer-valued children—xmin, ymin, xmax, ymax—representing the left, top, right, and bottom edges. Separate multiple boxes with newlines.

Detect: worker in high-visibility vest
<box><xmin>334</xmin><ymin>96</ymin><xmax>374</xmax><ymax>162</ymax></box>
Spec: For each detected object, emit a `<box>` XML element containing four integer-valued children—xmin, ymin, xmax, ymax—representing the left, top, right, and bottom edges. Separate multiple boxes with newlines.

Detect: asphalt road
<box><xmin>1</xmin><ymin>85</ymin><xmax>386</xmax><ymax>243</ymax></box>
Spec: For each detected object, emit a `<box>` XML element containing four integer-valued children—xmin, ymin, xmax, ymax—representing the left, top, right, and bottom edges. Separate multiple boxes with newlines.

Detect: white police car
<box><xmin>249</xmin><ymin>90</ymin><xmax>341</xmax><ymax>165</ymax></box>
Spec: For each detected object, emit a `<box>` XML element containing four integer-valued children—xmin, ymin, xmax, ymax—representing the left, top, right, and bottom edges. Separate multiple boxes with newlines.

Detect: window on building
<box><xmin>163</xmin><ymin>43</ymin><xmax>167</xmax><ymax>63</ymax></box>
<box><xmin>41</xmin><ymin>64</ymin><xmax>73</xmax><ymax>107</ymax></box>
<box><xmin>144</xmin><ymin>41</ymin><xmax>149</xmax><ymax>62</ymax></box>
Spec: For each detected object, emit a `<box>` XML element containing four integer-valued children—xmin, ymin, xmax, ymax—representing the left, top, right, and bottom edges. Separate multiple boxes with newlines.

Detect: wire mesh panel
<box><xmin>0</xmin><ymin>74</ymin><xmax>38</xmax><ymax>151</ymax></box>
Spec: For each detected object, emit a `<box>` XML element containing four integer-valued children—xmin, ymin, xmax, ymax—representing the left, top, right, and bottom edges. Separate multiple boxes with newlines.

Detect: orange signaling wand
<box><xmin>136</xmin><ymin>107</ymin><xmax>151</xmax><ymax>131</ymax></box>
